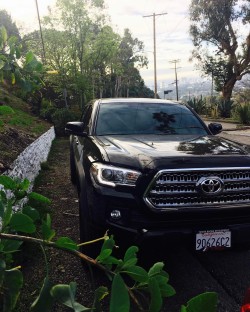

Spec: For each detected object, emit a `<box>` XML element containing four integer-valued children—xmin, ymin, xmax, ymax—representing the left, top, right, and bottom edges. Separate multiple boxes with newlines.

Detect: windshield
<box><xmin>95</xmin><ymin>102</ymin><xmax>208</xmax><ymax>136</ymax></box>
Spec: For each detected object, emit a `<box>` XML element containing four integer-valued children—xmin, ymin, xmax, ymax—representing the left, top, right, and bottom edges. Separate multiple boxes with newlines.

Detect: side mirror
<box><xmin>65</xmin><ymin>122</ymin><xmax>87</xmax><ymax>136</ymax></box>
<box><xmin>208</xmin><ymin>123</ymin><xmax>222</xmax><ymax>135</ymax></box>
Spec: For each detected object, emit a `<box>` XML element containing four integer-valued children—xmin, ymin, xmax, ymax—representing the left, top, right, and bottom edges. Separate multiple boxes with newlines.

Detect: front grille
<box><xmin>144</xmin><ymin>168</ymin><xmax>250</xmax><ymax>211</ymax></box>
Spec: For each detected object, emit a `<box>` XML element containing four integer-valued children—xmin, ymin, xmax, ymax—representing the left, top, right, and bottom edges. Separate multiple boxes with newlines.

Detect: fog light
<box><xmin>110</xmin><ymin>210</ymin><xmax>121</xmax><ymax>220</ymax></box>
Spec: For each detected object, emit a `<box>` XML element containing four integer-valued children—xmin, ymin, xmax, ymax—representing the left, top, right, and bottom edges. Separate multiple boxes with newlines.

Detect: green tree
<box><xmin>0</xmin><ymin>26</ymin><xmax>43</xmax><ymax>93</ymax></box>
<box><xmin>189</xmin><ymin>0</ymin><xmax>250</xmax><ymax>101</ymax></box>
<box><xmin>113</xmin><ymin>28</ymin><xmax>148</xmax><ymax>97</ymax></box>
<box><xmin>0</xmin><ymin>10</ymin><xmax>21</xmax><ymax>40</ymax></box>
<box><xmin>83</xmin><ymin>25</ymin><xmax>120</xmax><ymax>98</ymax></box>
<box><xmin>24</xmin><ymin>0</ymin><xmax>150</xmax><ymax>107</ymax></box>
<box><xmin>44</xmin><ymin>0</ymin><xmax>106</xmax><ymax>108</ymax></box>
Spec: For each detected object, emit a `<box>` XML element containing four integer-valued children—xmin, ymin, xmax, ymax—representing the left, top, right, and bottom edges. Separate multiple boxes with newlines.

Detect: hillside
<box><xmin>0</xmin><ymin>87</ymin><xmax>52</xmax><ymax>173</ymax></box>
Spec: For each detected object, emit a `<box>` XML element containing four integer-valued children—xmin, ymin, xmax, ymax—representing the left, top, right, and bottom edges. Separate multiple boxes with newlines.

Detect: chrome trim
<box><xmin>143</xmin><ymin>167</ymin><xmax>250</xmax><ymax>212</ymax></box>
<box><xmin>196</xmin><ymin>176</ymin><xmax>224</xmax><ymax>196</ymax></box>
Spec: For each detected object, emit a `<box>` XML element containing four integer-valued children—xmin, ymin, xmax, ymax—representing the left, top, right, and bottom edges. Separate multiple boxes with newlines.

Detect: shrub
<box><xmin>40</xmin><ymin>106</ymin><xmax>57</xmax><ymax>123</ymax></box>
<box><xmin>187</xmin><ymin>96</ymin><xmax>206</xmax><ymax>115</ymax></box>
<box><xmin>217</xmin><ymin>99</ymin><xmax>233</xmax><ymax>118</ymax></box>
<box><xmin>51</xmin><ymin>108</ymin><xmax>78</xmax><ymax>136</ymax></box>
<box><xmin>233</xmin><ymin>103</ymin><xmax>250</xmax><ymax>125</ymax></box>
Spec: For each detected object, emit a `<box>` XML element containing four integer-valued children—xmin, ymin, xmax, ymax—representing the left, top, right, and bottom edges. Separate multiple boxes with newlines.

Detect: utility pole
<box><xmin>169</xmin><ymin>59</ymin><xmax>181</xmax><ymax>101</ymax></box>
<box><xmin>35</xmin><ymin>0</ymin><xmax>46</xmax><ymax>64</ymax></box>
<box><xmin>143</xmin><ymin>12</ymin><xmax>167</xmax><ymax>98</ymax></box>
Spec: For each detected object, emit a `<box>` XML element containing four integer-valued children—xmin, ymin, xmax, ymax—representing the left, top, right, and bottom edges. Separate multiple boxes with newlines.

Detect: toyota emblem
<box><xmin>196</xmin><ymin>176</ymin><xmax>224</xmax><ymax>195</ymax></box>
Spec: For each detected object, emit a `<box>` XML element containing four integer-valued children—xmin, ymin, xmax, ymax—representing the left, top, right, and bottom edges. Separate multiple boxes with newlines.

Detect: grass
<box><xmin>0</xmin><ymin>87</ymin><xmax>52</xmax><ymax>169</ymax></box>
<box><xmin>0</xmin><ymin>105</ymin><xmax>15</xmax><ymax>115</ymax></box>
<box><xmin>0</xmin><ymin>87</ymin><xmax>51</xmax><ymax>135</ymax></box>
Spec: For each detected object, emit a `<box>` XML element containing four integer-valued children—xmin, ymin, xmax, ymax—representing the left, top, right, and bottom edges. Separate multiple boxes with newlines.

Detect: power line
<box><xmin>143</xmin><ymin>12</ymin><xmax>167</xmax><ymax>98</ymax></box>
<box><xmin>169</xmin><ymin>59</ymin><xmax>181</xmax><ymax>101</ymax></box>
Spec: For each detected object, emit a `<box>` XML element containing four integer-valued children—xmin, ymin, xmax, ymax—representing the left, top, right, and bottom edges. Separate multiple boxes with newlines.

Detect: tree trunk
<box><xmin>115</xmin><ymin>76</ymin><xmax>121</xmax><ymax>97</ymax></box>
<box><xmin>126</xmin><ymin>87</ymin><xmax>129</xmax><ymax>98</ymax></box>
<box><xmin>222</xmin><ymin>75</ymin><xmax>237</xmax><ymax>101</ymax></box>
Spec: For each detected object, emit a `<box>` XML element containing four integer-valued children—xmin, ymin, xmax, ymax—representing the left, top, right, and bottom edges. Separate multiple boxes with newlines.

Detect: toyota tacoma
<box><xmin>65</xmin><ymin>98</ymin><xmax>250</xmax><ymax>254</ymax></box>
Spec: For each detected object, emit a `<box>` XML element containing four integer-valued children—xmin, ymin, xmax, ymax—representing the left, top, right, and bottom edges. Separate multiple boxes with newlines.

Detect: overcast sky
<box><xmin>0</xmin><ymin>0</ymin><xmax>200</xmax><ymax>89</ymax></box>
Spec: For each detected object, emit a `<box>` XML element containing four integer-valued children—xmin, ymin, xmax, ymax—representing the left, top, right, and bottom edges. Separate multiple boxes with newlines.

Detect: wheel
<box><xmin>69</xmin><ymin>144</ymin><xmax>77</xmax><ymax>185</ymax></box>
<box><xmin>78</xmin><ymin>188</ymin><xmax>103</xmax><ymax>260</ymax></box>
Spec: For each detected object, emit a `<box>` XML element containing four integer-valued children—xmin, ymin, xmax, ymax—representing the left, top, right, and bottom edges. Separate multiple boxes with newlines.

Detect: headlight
<box><xmin>90</xmin><ymin>163</ymin><xmax>141</xmax><ymax>187</ymax></box>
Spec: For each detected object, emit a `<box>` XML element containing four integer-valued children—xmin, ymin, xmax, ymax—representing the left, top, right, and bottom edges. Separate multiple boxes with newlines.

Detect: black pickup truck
<box><xmin>65</xmin><ymin>98</ymin><xmax>250</xmax><ymax>255</ymax></box>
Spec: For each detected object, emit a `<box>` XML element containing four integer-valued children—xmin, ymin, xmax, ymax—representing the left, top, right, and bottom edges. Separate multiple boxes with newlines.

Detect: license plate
<box><xmin>196</xmin><ymin>229</ymin><xmax>231</xmax><ymax>251</ymax></box>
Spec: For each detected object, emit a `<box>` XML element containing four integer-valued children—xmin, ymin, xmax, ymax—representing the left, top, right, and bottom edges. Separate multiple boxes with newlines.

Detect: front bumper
<box><xmin>106</xmin><ymin>220</ymin><xmax>250</xmax><ymax>249</ymax></box>
<box><xmin>89</xmin><ymin>182</ymin><xmax>250</xmax><ymax>249</ymax></box>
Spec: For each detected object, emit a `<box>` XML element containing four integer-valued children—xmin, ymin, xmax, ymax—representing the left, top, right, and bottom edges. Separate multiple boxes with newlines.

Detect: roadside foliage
<box><xmin>0</xmin><ymin>175</ymin><xmax>218</xmax><ymax>311</ymax></box>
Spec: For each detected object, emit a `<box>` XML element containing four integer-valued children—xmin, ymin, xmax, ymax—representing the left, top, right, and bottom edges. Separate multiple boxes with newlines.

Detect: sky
<box><xmin>0</xmin><ymin>0</ymin><xmax>201</xmax><ymax>89</ymax></box>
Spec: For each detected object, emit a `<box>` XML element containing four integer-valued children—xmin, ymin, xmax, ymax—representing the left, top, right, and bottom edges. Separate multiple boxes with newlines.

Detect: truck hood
<box><xmin>96</xmin><ymin>134</ymin><xmax>250</xmax><ymax>170</ymax></box>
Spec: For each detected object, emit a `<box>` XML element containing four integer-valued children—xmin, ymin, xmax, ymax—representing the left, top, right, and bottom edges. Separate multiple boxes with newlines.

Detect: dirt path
<box><xmin>17</xmin><ymin>138</ymin><xmax>108</xmax><ymax>311</ymax></box>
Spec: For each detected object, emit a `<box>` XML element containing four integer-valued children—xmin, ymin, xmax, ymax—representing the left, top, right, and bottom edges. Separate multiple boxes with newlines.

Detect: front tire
<box><xmin>70</xmin><ymin>145</ymin><xmax>77</xmax><ymax>185</ymax></box>
<box><xmin>79</xmin><ymin>188</ymin><xmax>102</xmax><ymax>260</ymax></box>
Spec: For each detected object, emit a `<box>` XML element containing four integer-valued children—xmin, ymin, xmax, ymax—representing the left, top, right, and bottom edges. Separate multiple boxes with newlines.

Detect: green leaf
<box><xmin>3</xmin><ymin>201</ymin><xmax>14</xmax><ymax>227</ymax></box>
<box><xmin>122</xmin><ymin>265</ymin><xmax>148</xmax><ymax>283</ymax></box>
<box><xmin>0</xmin><ymin>190</ymin><xmax>7</xmax><ymax>203</ymax></box>
<box><xmin>96</xmin><ymin>248</ymin><xmax>112</xmax><ymax>262</ymax></box>
<box><xmin>3</xmin><ymin>268</ymin><xmax>23</xmax><ymax>311</ymax></box>
<box><xmin>122</xmin><ymin>257</ymin><xmax>138</xmax><ymax>269</ymax></box>
<box><xmin>41</xmin><ymin>218</ymin><xmax>55</xmax><ymax>241</ymax></box>
<box><xmin>1</xmin><ymin>26</ymin><xmax>8</xmax><ymax>43</ymax></box>
<box><xmin>11</xmin><ymin>73</ymin><xmax>15</xmax><ymax>85</ymax></box>
<box><xmin>148</xmin><ymin>276</ymin><xmax>162</xmax><ymax>312</ymax></box>
<box><xmin>55</xmin><ymin>237</ymin><xmax>78</xmax><ymax>251</ymax></box>
<box><xmin>101</xmin><ymin>235</ymin><xmax>115</xmax><ymax>252</ymax></box>
<box><xmin>181</xmin><ymin>306</ymin><xmax>187</xmax><ymax>312</ymax></box>
<box><xmin>184</xmin><ymin>292</ymin><xmax>218</xmax><ymax>312</ymax></box>
<box><xmin>31</xmin><ymin>276</ymin><xmax>54</xmax><ymax>312</ymax></box>
<box><xmin>124</xmin><ymin>246</ymin><xmax>139</xmax><ymax>262</ymax></box>
<box><xmin>10</xmin><ymin>45</ymin><xmax>15</xmax><ymax>56</ymax></box>
<box><xmin>0</xmin><ymin>60</ymin><xmax>5</xmax><ymax>70</ymax></box>
<box><xmin>46</xmin><ymin>214</ymin><xmax>51</xmax><ymax>227</ymax></box>
<box><xmin>19</xmin><ymin>178</ymin><xmax>30</xmax><ymax>191</ymax></box>
<box><xmin>35</xmin><ymin>61</ymin><xmax>43</xmax><ymax>72</ymax></box>
<box><xmin>148</xmin><ymin>262</ymin><xmax>165</xmax><ymax>277</ymax></box>
<box><xmin>15</xmin><ymin>47</ymin><xmax>21</xmax><ymax>59</ymax></box>
<box><xmin>22</xmin><ymin>206</ymin><xmax>40</xmax><ymax>221</ymax></box>
<box><xmin>97</xmin><ymin>255</ymin><xmax>120</xmax><ymax>266</ymax></box>
<box><xmin>14</xmin><ymin>189</ymin><xmax>27</xmax><ymax>200</ymax></box>
<box><xmin>9</xmin><ymin>213</ymin><xmax>36</xmax><ymax>233</ymax></box>
<box><xmin>93</xmin><ymin>286</ymin><xmax>109</xmax><ymax>312</ymax></box>
<box><xmin>2</xmin><ymin>239</ymin><xmax>22</xmax><ymax>254</ymax></box>
<box><xmin>25</xmin><ymin>51</ymin><xmax>35</xmax><ymax>64</ymax></box>
<box><xmin>110</xmin><ymin>274</ymin><xmax>130</xmax><ymax>312</ymax></box>
<box><xmin>155</xmin><ymin>275</ymin><xmax>175</xmax><ymax>297</ymax></box>
<box><xmin>28</xmin><ymin>192</ymin><xmax>51</xmax><ymax>204</ymax></box>
<box><xmin>51</xmin><ymin>282</ymin><xmax>90</xmax><ymax>311</ymax></box>
<box><xmin>122</xmin><ymin>246</ymin><xmax>138</xmax><ymax>269</ymax></box>
<box><xmin>0</xmin><ymin>176</ymin><xmax>17</xmax><ymax>190</ymax></box>
<box><xmin>8</xmin><ymin>36</ymin><xmax>17</xmax><ymax>46</ymax></box>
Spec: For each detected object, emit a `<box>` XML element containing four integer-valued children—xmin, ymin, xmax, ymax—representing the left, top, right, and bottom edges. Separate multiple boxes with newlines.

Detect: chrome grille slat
<box><xmin>144</xmin><ymin>168</ymin><xmax>250</xmax><ymax>211</ymax></box>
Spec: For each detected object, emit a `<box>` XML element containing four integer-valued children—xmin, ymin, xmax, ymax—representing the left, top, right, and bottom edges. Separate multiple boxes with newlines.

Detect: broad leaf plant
<box><xmin>0</xmin><ymin>175</ymin><xmax>218</xmax><ymax>311</ymax></box>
